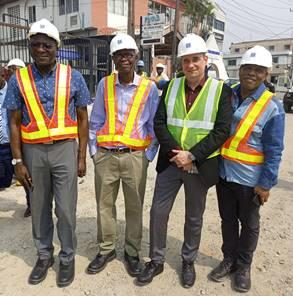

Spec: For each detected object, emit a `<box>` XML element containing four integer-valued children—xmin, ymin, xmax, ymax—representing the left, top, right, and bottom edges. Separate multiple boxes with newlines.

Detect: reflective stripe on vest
<box><xmin>16</xmin><ymin>64</ymin><xmax>77</xmax><ymax>143</ymax></box>
<box><xmin>221</xmin><ymin>89</ymin><xmax>273</xmax><ymax>165</ymax></box>
<box><xmin>96</xmin><ymin>74</ymin><xmax>152</xmax><ymax>149</ymax></box>
<box><xmin>165</xmin><ymin>77</ymin><xmax>223</xmax><ymax>157</ymax></box>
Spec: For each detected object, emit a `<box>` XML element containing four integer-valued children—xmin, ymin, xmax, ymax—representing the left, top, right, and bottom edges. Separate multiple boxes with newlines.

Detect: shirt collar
<box><xmin>115</xmin><ymin>72</ymin><xmax>140</xmax><ymax>86</ymax></box>
<box><xmin>234</xmin><ymin>82</ymin><xmax>267</xmax><ymax>101</ymax></box>
<box><xmin>185</xmin><ymin>76</ymin><xmax>206</xmax><ymax>91</ymax></box>
<box><xmin>32</xmin><ymin>62</ymin><xmax>57</xmax><ymax>77</ymax></box>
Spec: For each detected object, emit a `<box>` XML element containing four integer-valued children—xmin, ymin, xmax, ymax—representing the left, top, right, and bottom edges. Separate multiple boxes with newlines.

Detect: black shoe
<box><xmin>28</xmin><ymin>257</ymin><xmax>54</xmax><ymax>285</ymax></box>
<box><xmin>234</xmin><ymin>266</ymin><xmax>251</xmax><ymax>293</ymax></box>
<box><xmin>24</xmin><ymin>207</ymin><xmax>31</xmax><ymax>218</ymax></box>
<box><xmin>57</xmin><ymin>259</ymin><xmax>75</xmax><ymax>288</ymax></box>
<box><xmin>136</xmin><ymin>261</ymin><xmax>164</xmax><ymax>286</ymax></box>
<box><xmin>124</xmin><ymin>252</ymin><xmax>142</xmax><ymax>277</ymax></box>
<box><xmin>182</xmin><ymin>260</ymin><xmax>196</xmax><ymax>288</ymax></box>
<box><xmin>209</xmin><ymin>258</ymin><xmax>236</xmax><ymax>282</ymax></box>
<box><xmin>87</xmin><ymin>250</ymin><xmax>116</xmax><ymax>274</ymax></box>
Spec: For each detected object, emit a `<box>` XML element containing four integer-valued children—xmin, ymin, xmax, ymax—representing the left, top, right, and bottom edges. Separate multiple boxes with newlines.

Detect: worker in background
<box><xmin>136</xmin><ymin>33</ymin><xmax>232</xmax><ymax>288</ymax></box>
<box><xmin>88</xmin><ymin>33</ymin><xmax>159</xmax><ymax>278</ymax></box>
<box><xmin>3</xmin><ymin>19</ymin><xmax>90</xmax><ymax>287</ymax></box>
<box><xmin>5</xmin><ymin>58</ymin><xmax>31</xmax><ymax>217</ymax></box>
<box><xmin>136</xmin><ymin>60</ymin><xmax>148</xmax><ymax>77</ymax></box>
<box><xmin>209</xmin><ymin>46</ymin><xmax>285</xmax><ymax>293</ymax></box>
<box><xmin>150</xmin><ymin>63</ymin><xmax>169</xmax><ymax>96</ymax></box>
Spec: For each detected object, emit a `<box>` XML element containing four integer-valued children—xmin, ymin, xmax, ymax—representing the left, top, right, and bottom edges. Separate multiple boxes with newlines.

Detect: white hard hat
<box><xmin>177</xmin><ymin>33</ymin><xmax>207</xmax><ymax>58</ymax></box>
<box><xmin>28</xmin><ymin>18</ymin><xmax>60</xmax><ymax>47</ymax></box>
<box><xmin>137</xmin><ymin>60</ymin><xmax>144</xmax><ymax>67</ymax></box>
<box><xmin>240</xmin><ymin>45</ymin><xmax>272</xmax><ymax>68</ymax></box>
<box><xmin>7</xmin><ymin>58</ymin><xmax>25</xmax><ymax>68</ymax></box>
<box><xmin>110</xmin><ymin>33</ymin><xmax>138</xmax><ymax>55</ymax></box>
<box><xmin>156</xmin><ymin>63</ymin><xmax>165</xmax><ymax>68</ymax></box>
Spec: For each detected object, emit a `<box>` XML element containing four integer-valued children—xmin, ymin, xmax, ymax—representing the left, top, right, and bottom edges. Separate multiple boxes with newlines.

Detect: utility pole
<box><xmin>127</xmin><ymin>0</ymin><xmax>135</xmax><ymax>37</ymax></box>
<box><xmin>171</xmin><ymin>0</ymin><xmax>180</xmax><ymax>78</ymax></box>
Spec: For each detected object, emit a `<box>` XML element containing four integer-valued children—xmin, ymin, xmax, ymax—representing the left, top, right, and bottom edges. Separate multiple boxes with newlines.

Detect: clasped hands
<box><xmin>170</xmin><ymin>149</ymin><xmax>198</xmax><ymax>174</ymax></box>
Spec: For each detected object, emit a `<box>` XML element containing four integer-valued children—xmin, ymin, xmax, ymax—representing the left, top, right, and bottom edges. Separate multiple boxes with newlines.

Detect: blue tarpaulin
<box><xmin>57</xmin><ymin>49</ymin><xmax>80</xmax><ymax>60</ymax></box>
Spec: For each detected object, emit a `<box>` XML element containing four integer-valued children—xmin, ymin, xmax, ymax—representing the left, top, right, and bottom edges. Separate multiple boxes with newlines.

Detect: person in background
<box><xmin>4</xmin><ymin>19</ymin><xmax>90</xmax><ymax>287</ymax></box>
<box><xmin>136</xmin><ymin>60</ymin><xmax>148</xmax><ymax>77</ymax></box>
<box><xmin>5</xmin><ymin>58</ymin><xmax>31</xmax><ymax>217</ymax></box>
<box><xmin>88</xmin><ymin>33</ymin><xmax>159</xmax><ymax>278</ymax></box>
<box><xmin>136</xmin><ymin>33</ymin><xmax>232</xmax><ymax>288</ymax></box>
<box><xmin>209</xmin><ymin>46</ymin><xmax>285</xmax><ymax>293</ymax></box>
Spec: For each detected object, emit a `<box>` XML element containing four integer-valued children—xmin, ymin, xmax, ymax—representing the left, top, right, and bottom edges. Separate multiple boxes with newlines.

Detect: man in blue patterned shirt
<box><xmin>3</xmin><ymin>19</ymin><xmax>91</xmax><ymax>287</ymax></box>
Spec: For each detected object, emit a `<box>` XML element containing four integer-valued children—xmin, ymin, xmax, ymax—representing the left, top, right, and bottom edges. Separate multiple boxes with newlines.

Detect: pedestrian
<box><xmin>150</xmin><ymin>63</ymin><xmax>169</xmax><ymax>96</ymax></box>
<box><xmin>136</xmin><ymin>60</ymin><xmax>148</xmax><ymax>77</ymax></box>
<box><xmin>5</xmin><ymin>58</ymin><xmax>31</xmax><ymax>217</ymax></box>
<box><xmin>208</xmin><ymin>45</ymin><xmax>285</xmax><ymax>293</ymax></box>
<box><xmin>136</xmin><ymin>33</ymin><xmax>232</xmax><ymax>288</ymax></box>
<box><xmin>3</xmin><ymin>18</ymin><xmax>90</xmax><ymax>287</ymax></box>
<box><xmin>87</xmin><ymin>33</ymin><xmax>159</xmax><ymax>278</ymax></box>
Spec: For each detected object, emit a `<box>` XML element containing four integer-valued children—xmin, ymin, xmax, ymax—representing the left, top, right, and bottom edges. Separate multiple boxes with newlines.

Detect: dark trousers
<box><xmin>150</xmin><ymin>165</ymin><xmax>209</xmax><ymax>263</ymax></box>
<box><xmin>216</xmin><ymin>178</ymin><xmax>260</xmax><ymax>267</ymax></box>
<box><xmin>0</xmin><ymin>143</ymin><xmax>14</xmax><ymax>188</ymax></box>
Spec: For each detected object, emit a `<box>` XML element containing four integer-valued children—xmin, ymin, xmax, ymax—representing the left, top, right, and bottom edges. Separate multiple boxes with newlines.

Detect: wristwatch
<box><xmin>11</xmin><ymin>158</ymin><xmax>23</xmax><ymax>166</ymax></box>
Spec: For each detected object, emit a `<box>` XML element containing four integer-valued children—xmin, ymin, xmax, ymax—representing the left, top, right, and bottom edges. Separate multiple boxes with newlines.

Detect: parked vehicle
<box><xmin>275</xmin><ymin>75</ymin><xmax>292</xmax><ymax>101</ymax></box>
<box><xmin>283</xmin><ymin>88</ymin><xmax>293</xmax><ymax>113</ymax></box>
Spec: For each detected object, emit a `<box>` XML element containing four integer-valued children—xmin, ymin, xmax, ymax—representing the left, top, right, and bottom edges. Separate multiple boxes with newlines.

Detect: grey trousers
<box><xmin>23</xmin><ymin>140</ymin><xmax>78</xmax><ymax>263</ymax></box>
<box><xmin>150</xmin><ymin>165</ymin><xmax>209</xmax><ymax>263</ymax></box>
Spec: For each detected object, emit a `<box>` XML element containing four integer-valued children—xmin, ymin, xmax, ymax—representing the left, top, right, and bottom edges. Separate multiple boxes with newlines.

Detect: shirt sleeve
<box><xmin>71</xmin><ymin>70</ymin><xmax>91</xmax><ymax>107</ymax></box>
<box><xmin>145</xmin><ymin>82</ymin><xmax>160</xmax><ymax>161</ymax></box>
<box><xmin>2</xmin><ymin>75</ymin><xmax>23</xmax><ymax>110</ymax></box>
<box><xmin>257</xmin><ymin>101</ymin><xmax>285</xmax><ymax>190</ymax></box>
<box><xmin>88</xmin><ymin>78</ymin><xmax>106</xmax><ymax>157</ymax></box>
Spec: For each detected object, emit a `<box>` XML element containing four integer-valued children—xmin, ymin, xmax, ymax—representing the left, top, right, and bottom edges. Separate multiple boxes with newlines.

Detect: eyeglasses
<box><xmin>29</xmin><ymin>42</ymin><xmax>55</xmax><ymax>50</ymax></box>
<box><xmin>113</xmin><ymin>52</ymin><xmax>136</xmax><ymax>60</ymax></box>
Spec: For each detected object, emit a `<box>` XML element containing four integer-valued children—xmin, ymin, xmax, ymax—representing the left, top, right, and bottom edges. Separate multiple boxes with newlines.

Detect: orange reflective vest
<box><xmin>96</xmin><ymin>74</ymin><xmax>152</xmax><ymax>149</ymax></box>
<box><xmin>221</xmin><ymin>89</ymin><xmax>273</xmax><ymax>165</ymax></box>
<box><xmin>16</xmin><ymin>64</ymin><xmax>77</xmax><ymax>144</ymax></box>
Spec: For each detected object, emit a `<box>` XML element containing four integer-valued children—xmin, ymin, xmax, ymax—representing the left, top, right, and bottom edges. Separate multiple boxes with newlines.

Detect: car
<box><xmin>283</xmin><ymin>88</ymin><xmax>293</xmax><ymax>113</ymax></box>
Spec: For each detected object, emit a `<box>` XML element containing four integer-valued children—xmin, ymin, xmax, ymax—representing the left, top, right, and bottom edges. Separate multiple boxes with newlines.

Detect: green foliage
<box><xmin>182</xmin><ymin>0</ymin><xmax>215</xmax><ymax>37</ymax></box>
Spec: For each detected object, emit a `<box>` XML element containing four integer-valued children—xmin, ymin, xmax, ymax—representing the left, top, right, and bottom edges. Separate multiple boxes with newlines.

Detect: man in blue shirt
<box><xmin>0</xmin><ymin>65</ymin><xmax>14</xmax><ymax>190</ymax></box>
<box><xmin>209</xmin><ymin>46</ymin><xmax>285</xmax><ymax>293</ymax></box>
<box><xmin>4</xmin><ymin>19</ymin><xmax>91</xmax><ymax>287</ymax></box>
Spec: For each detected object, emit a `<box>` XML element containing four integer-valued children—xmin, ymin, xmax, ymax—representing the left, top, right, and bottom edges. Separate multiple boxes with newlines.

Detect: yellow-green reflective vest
<box><xmin>165</xmin><ymin>76</ymin><xmax>223</xmax><ymax>158</ymax></box>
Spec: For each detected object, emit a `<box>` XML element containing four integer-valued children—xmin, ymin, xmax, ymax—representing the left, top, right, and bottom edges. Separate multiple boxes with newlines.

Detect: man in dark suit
<box><xmin>136</xmin><ymin>33</ymin><xmax>232</xmax><ymax>288</ymax></box>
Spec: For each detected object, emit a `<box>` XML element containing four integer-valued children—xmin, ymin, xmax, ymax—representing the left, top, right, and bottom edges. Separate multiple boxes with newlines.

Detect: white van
<box><xmin>275</xmin><ymin>75</ymin><xmax>292</xmax><ymax>100</ymax></box>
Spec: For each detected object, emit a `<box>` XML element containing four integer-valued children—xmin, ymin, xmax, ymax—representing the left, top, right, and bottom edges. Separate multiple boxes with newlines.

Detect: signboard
<box><xmin>141</xmin><ymin>13</ymin><xmax>165</xmax><ymax>46</ymax></box>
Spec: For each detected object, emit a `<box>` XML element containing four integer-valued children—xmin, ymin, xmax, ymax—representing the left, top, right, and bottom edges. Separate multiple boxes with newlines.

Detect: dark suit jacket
<box><xmin>154</xmin><ymin>79</ymin><xmax>233</xmax><ymax>188</ymax></box>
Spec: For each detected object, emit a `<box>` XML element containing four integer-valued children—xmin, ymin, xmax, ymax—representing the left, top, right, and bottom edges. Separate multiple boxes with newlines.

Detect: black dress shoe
<box><xmin>234</xmin><ymin>266</ymin><xmax>251</xmax><ymax>293</ymax></box>
<box><xmin>57</xmin><ymin>259</ymin><xmax>75</xmax><ymax>288</ymax></box>
<box><xmin>24</xmin><ymin>207</ymin><xmax>31</xmax><ymax>218</ymax></box>
<box><xmin>182</xmin><ymin>260</ymin><xmax>196</xmax><ymax>288</ymax></box>
<box><xmin>87</xmin><ymin>250</ymin><xmax>116</xmax><ymax>274</ymax></box>
<box><xmin>124</xmin><ymin>252</ymin><xmax>142</xmax><ymax>277</ymax></box>
<box><xmin>28</xmin><ymin>257</ymin><xmax>54</xmax><ymax>285</ymax></box>
<box><xmin>209</xmin><ymin>258</ymin><xmax>236</xmax><ymax>282</ymax></box>
<box><xmin>136</xmin><ymin>261</ymin><xmax>164</xmax><ymax>286</ymax></box>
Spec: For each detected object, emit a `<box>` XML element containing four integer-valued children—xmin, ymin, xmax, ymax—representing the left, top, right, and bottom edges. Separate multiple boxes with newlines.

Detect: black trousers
<box><xmin>216</xmin><ymin>178</ymin><xmax>260</xmax><ymax>267</ymax></box>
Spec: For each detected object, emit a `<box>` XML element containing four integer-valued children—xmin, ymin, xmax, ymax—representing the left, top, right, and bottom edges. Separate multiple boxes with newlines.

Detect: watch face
<box><xmin>12</xmin><ymin>159</ymin><xmax>16</xmax><ymax>165</ymax></box>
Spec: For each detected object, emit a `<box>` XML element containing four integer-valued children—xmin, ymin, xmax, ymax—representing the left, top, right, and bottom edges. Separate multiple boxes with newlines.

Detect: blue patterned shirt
<box><xmin>3</xmin><ymin>63</ymin><xmax>91</xmax><ymax>125</ymax></box>
<box><xmin>0</xmin><ymin>82</ymin><xmax>9</xmax><ymax>144</ymax></box>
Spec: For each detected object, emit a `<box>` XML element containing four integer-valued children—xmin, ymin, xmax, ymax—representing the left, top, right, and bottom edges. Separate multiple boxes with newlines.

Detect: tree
<box><xmin>182</xmin><ymin>0</ymin><xmax>214</xmax><ymax>38</ymax></box>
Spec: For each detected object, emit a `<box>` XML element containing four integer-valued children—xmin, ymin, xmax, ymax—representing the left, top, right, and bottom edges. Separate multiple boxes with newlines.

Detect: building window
<box><xmin>70</xmin><ymin>15</ymin><xmax>78</xmax><ymax>26</ymax></box>
<box><xmin>268</xmin><ymin>45</ymin><xmax>275</xmax><ymax>51</ymax></box>
<box><xmin>228</xmin><ymin>59</ymin><xmax>237</xmax><ymax>66</ymax></box>
<box><xmin>42</xmin><ymin>0</ymin><xmax>47</xmax><ymax>8</ymax></box>
<box><xmin>148</xmin><ymin>0</ymin><xmax>175</xmax><ymax>24</ymax></box>
<box><xmin>213</xmin><ymin>19</ymin><xmax>225</xmax><ymax>31</ymax></box>
<box><xmin>234</xmin><ymin>48</ymin><xmax>240</xmax><ymax>53</ymax></box>
<box><xmin>7</xmin><ymin>5</ymin><xmax>20</xmax><ymax>38</ymax></box>
<box><xmin>59</xmin><ymin>0</ymin><xmax>79</xmax><ymax>16</ymax></box>
<box><xmin>272</xmin><ymin>56</ymin><xmax>279</xmax><ymax>64</ymax></box>
<box><xmin>109</xmin><ymin>0</ymin><xmax>128</xmax><ymax>16</ymax></box>
<box><xmin>28</xmin><ymin>6</ymin><xmax>36</xmax><ymax>24</ymax></box>
<box><xmin>284</xmin><ymin>44</ymin><xmax>290</xmax><ymax>50</ymax></box>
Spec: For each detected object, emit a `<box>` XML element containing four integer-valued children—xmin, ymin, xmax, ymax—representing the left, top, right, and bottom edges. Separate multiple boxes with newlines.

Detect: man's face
<box><xmin>239</xmin><ymin>64</ymin><xmax>268</xmax><ymax>93</ymax></box>
<box><xmin>181</xmin><ymin>53</ymin><xmax>208</xmax><ymax>82</ymax></box>
<box><xmin>29</xmin><ymin>33</ymin><xmax>57</xmax><ymax>67</ymax></box>
<box><xmin>112</xmin><ymin>49</ymin><xmax>137</xmax><ymax>75</ymax></box>
<box><xmin>156</xmin><ymin>67</ymin><xmax>164</xmax><ymax>75</ymax></box>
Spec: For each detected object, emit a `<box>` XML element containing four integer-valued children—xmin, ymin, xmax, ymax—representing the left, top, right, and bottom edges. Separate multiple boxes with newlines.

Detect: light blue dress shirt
<box><xmin>89</xmin><ymin>72</ymin><xmax>160</xmax><ymax>161</ymax></box>
<box><xmin>219</xmin><ymin>83</ymin><xmax>285</xmax><ymax>190</ymax></box>
<box><xmin>0</xmin><ymin>82</ymin><xmax>9</xmax><ymax>144</ymax></box>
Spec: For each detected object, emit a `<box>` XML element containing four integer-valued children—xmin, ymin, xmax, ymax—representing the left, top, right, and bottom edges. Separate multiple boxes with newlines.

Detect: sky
<box><xmin>214</xmin><ymin>0</ymin><xmax>293</xmax><ymax>52</ymax></box>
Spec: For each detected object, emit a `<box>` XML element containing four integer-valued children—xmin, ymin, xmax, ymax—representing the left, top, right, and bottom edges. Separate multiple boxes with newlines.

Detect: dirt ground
<box><xmin>0</xmin><ymin>112</ymin><xmax>292</xmax><ymax>296</ymax></box>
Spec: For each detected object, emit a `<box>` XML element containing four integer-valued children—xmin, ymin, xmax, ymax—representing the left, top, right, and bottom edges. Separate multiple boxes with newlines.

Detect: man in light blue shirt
<box><xmin>87</xmin><ymin>33</ymin><xmax>159</xmax><ymax>278</ymax></box>
<box><xmin>209</xmin><ymin>46</ymin><xmax>285</xmax><ymax>293</ymax></box>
